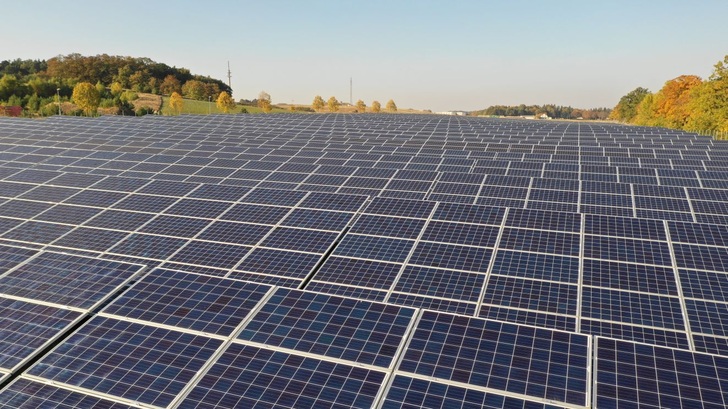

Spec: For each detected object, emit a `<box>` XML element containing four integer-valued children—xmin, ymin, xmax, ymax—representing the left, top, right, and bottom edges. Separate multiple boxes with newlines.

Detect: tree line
<box><xmin>311</xmin><ymin>96</ymin><xmax>397</xmax><ymax>113</ymax></box>
<box><xmin>471</xmin><ymin>104</ymin><xmax>611</xmax><ymax>120</ymax></box>
<box><xmin>0</xmin><ymin>54</ymin><xmax>231</xmax><ymax>116</ymax></box>
<box><xmin>610</xmin><ymin>55</ymin><xmax>728</xmax><ymax>133</ymax></box>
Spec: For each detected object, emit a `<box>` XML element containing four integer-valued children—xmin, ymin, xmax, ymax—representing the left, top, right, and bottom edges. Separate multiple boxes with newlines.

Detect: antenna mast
<box><xmin>350</xmin><ymin>77</ymin><xmax>352</xmax><ymax>105</ymax></box>
<box><xmin>227</xmin><ymin>61</ymin><xmax>232</xmax><ymax>93</ymax></box>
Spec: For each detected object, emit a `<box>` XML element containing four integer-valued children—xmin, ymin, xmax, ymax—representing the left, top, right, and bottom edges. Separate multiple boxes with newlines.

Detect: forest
<box><xmin>610</xmin><ymin>55</ymin><xmax>728</xmax><ymax>134</ymax></box>
<box><xmin>471</xmin><ymin>104</ymin><xmax>611</xmax><ymax>120</ymax></box>
<box><xmin>0</xmin><ymin>54</ymin><xmax>230</xmax><ymax>116</ymax></box>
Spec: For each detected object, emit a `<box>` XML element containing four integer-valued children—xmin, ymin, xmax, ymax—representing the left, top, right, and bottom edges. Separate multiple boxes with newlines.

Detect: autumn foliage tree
<box><xmin>169</xmin><ymin>92</ymin><xmax>184</xmax><ymax>115</ymax></box>
<box><xmin>72</xmin><ymin>82</ymin><xmax>100</xmax><ymax>116</ymax></box>
<box><xmin>371</xmin><ymin>100</ymin><xmax>381</xmax><ymax>113</ymax></box>
<box><xmin>356</xmin><ymin>99</ymin><xmax>366</xmax><ymax>113</ymax></box>
<box><xmin>312</xmin><ymin>95</ymin><xmax>325</xmax><ymax>111</ymax></box>
<box><xmin>258</xmin><ymin>91</ymin><xmax>272</xmax><ymax>112</ymax></box>
<box><xmin>216</xmin><ymin>91</ymin><xmax>236</xmax><ymax>113</ymax></box>
<box><xmin>160</xmin><ymin>75</ymin><xmax>182</xmax><ymax>95</ymax></box>
<box><xmin>386</xmin><ymin>99</ymin><xmax>397</xmax><ymax>112</ymax></box>
<box><xmin>327</xmin><ymin>96</ymin><xmax>339</xmax><ymax>112</ymax></box>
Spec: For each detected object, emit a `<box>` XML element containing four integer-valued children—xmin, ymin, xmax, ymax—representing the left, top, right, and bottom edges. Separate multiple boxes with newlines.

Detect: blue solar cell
<box><xmin>491</xmin><ymin>250</ymin><xmax>578</xmax><ymax>283</ymax></box>
<box><xmin>672</xmin><ymin>243</ymin><xmax>728</xmax><ymax>272</ymax></box>
<box><xmin>0</xmin><ymin>297</ymin><xmax>82</xmax><ymax>370</ymax></box>
<box><xmin>242</xmin><ymin>188</ymin><xmax>306</xmax><ymax>206</ymax></box>
<box><xmin>582</xmin><ymin>287</ymin><xmax>685</xmax><ymax>330</ymax></box>
<box><xmin>388</xmin><ymin>292</ymin><xmax>477</xmax><ymax>315</ymax></box>
<box><xmin>421</xmin><ymin>221</ymin><xmax>499</xmax><ymax>247</ymax></box>
<box><xmin>0</xmin><ymin>378</ymin><xmax>136</xmax><ymax>409</ymax></box>
<box><xmin>581</xmin><ymin>319</ymin><xmax>690</xmax><ymax>349</ymax></box>
<box><xmin>500</xmin><ymin>227</ymin><xmax>581</xmax><ymax>256</ymax></box>
<box><xmin>27</xmin><ymin>317</ymin><xmax>222</xmax><ymax>407</ymax></box>
<box><xmin>196</xmin><ymin>221</ymin><xmax>271</xmax><ymax>245</ymax></box>
<box><xmin>333</xmin><ymin>234</ymin><xmax>414</xmax><ymax>263</ymax></box>
<box><xmin>349</xmin><ymin>214</ymin><xmax>426</xmax><ymax>239</ymax></box>
<box><xmin>483</xmin><ymin>276</ymin><xmax>578</xmax><ymax>315</ymax></box>
<box><xmin>399</xmin><ymin>311</ymin><xmax>589</xmax><ymax>406</ymax></box>
<box><xmin>478</xmin><ymin>305</ymin><xmax>576</xmax><ymax>331</ymax></box>
<box><xmin>584</xmin><ymin>236</ymin><xmax>673</xmax><ymax>266</ymax></box>
<box><xmin>179</xmin><ymin>344</ymin><xmax>386</xmax><ymax>409</ymax></box>
<box><xmin>506</xmin><ymin>208</ymin><xmax>581</xmax><ymax>232</ymax></box>
<box><xmin>298</xmin><ymin>191</ymin><xmax>367</xmax><ymax>212</ymax></box>
<box><xmin>0</xmin><ymin>244</ymin><xmax>37</xmax><ymax>274</ymax></box>
<box><xmin>170</xmin><ymin>241</ymin><xmax>250</xmax><ymax>269</ymax></box>
<box><xmin>584</xmin><ymin>214</ymin><xmax>667</xmax><ymax>240</ymax></box>
<box><xmin>235</xmin><ymin>247</ymin><xmax>321</xmax><ymax>278</ymax></box>
<box><xmin>364</xmin><ymin>197</ymin><xmax>436</xmax><ymax>218</ymax></box>
<box><xmin>138</xmin><ymin>215</ymin><xmax>211</xmax><ymax>238</ymax></box>
<box><xmin>261</xmin><ymin>227</ymin><xmax>339</xmax><ymax>253</ymax></box>
<box><xmin>111</xmin><ymin>194</ymin><xmax>177</xmax><ymax>212</ymax></box>
<box><xmin>583</xmin><ymin>259</ymin><xmax>678</xmax><ymax>295</ymax></box>
<box><xmin>382</xmin><ymin>375</ymin><xmax>562</xmax><ymax>409</ymax></box>
<box><xmin>104</xmin><ymin>269</ymin><xmax>271</xmax><ymax>336</ymax></box>
<box><xmin>239</xmin><ymin>287</ymin><xmax>415</xmax><ymax>367</ymax></box>
<box><xmin>685</xmin><ymin>299</ymin><xmax>728</xmax><ymax>337</ymax></box>
<box><xmin>393</xmin><ymin>266</ymin><xmax>485</xmax><ymax>302</ymax></box>
<box><xmin>410</xmin><ymin>242</ymin><xmax>492</xmax><ymax>273</ymax></box>
<box><xmin>281</xmin><ymin>208</ymin><xmax>354</xmax><ymax>231</ymax></box>
<box><xmin>595</xmin><ymin>337</ymin><xmax>728</xmax><ymax>409</ymax></box>
<box><xmin>314</xmin><ymin>256</ymin><xmax>402</xmax><ymax>289</ymax></box>
<box><xmin>0</xmin><ymin>252</ymin><xmax>143</xmax><ymax>309</ymax></box>
<box><xmin>109</xmin><ymin>233</ymin><xmax>188</xmax><ymax>260</ymax></box>
<box><xmin>304</xmin><ymin>282</ymin><xmax>388</xmax><ymax>302</ymax></box>
<box><xmin>669</xmin><ymin>221</ymin><xmax>728</xmax><ymax>246</ymax></box>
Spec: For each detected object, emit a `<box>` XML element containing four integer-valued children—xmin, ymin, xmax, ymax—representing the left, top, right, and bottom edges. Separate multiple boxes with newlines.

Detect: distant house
<box><xmin>436</xmin><ymin>111</ymin><xmax>468</xmax><ymax>116</ymax></box>
<box><xmin>537</xmin><ymin>113</ymin><xmax>551</xmax><ymax>120</ymax></box>
<box><xmin>0</xmin><ymin>106</ymin><xmax>22</xmax><ymax>117</ymax></box>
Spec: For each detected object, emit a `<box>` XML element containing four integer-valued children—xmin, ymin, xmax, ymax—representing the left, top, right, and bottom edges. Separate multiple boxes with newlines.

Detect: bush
<box><xmin>135</xmin><ymin>107</ymin><xmax>154</xmax><ymax>116</ymax></box>
<box><xmin>240</xmin><ymin>107</ymin><xmax>248</xmax><ymax>114</ymax></box>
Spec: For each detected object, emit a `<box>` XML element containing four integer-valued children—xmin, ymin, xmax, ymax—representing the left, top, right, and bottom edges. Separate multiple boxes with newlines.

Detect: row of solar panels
<box><xmin>1</xmin><ymin>178</ymin><xmax>728</xmax><ymax>353</ymax></box>
<box><xmin>0</xmin><ymin>248</ymin><xmax>724</xmax><ymax>408</ymax></box>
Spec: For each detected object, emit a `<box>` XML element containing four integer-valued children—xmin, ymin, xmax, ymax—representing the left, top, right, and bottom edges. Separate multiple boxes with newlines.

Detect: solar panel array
<box><xmin>0</xmin><ymin>113</ymin><xmax>728</xmax><ymax>407</ymax></box>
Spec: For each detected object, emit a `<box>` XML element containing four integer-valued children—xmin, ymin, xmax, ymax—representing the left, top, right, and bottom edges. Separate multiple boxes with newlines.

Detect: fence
<box><xmin>695</xmin><ymin>129</ymin><xmax>728</xmax><ymax>140</ymax></box>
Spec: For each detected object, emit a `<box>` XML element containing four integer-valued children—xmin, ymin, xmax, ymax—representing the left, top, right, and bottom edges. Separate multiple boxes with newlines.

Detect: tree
<box><xmin>110</xmin><ymin>82</ymin><xmax>123</xmax><ymax>97</ymax></box>
<box><xmin>159</xmin><ymin>75</ymin><xmax>181</xmax><ymax>95</ymax></box>
<box><xmin>610</xmin><ymin>87</ymin><xmax>650</xmax><ymax>122</ymax></box>
<box><xmin>356</xmin><ymin>99</ymin><xmax>366</xmax><ymax>113</ymax></box>
<box><xmin>95</xmin><ymin>81</ymin><xmax>107</xmax><ymax>98</ymax></box>
<box><xmin>71</xmin><ymin>82</ymin><xmax>100</xmax><ymax>116</ymax></box>
<box><xmin>652</xmin><ymin>75</ymin><xmax>702</xmax><ymax>129</ymax></box>
<box><xmin>169</xmin><ymin>91</ymin><xmax>184</xmax><ymax>115</ymax></box>
<box><xmin>685</xmin><ymin>55</ymin><xmax>728</xmax><ymax>132</ymax></box>
<box><xmin>181</xmin><ymin>79</ymin><xmax>207</xmax><ymax>100</ymax></box>
<box><xmin>312</xmin><ymin>95</ymin><xmax>325</xmax><ymax>111</ymax></box>
<box><xmin>258</xmin><ymin>91</ymin><xmax>272</xmax><ymax>112</ymax></box>
<box><xmin>216</xmin><ymin>91</ymin><xmax>236</xmax><ymax>113</ymax></box>
<box><xmin>386</xmin><ymin>99</ymin><xmax>397</xmax><ymax>112</ymax></box>
<box><xmin>327</xmin><ymin>96</ymin><xmax>339</xmax><ymax>112</ymax></box>
<box><xmin>371</xmin><ymin>100</ymin><xmax>381</xmax><ymax>113</ymax></box>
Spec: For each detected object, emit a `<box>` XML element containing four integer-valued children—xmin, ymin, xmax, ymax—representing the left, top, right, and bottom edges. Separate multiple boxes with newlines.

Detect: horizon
<box><xmin>2</xmin><ymin>0</ymin><xmax>728</xmax><ymax>112</ymax></box>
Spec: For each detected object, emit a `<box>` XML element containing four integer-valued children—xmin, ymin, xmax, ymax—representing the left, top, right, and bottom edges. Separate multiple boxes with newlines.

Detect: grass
<box><xmin>160</xmin><ymin>97</ymin><xmax>291</xmax><ymax>115</ymax></box>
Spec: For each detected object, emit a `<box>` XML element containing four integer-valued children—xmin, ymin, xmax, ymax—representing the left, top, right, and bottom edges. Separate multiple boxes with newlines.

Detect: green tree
<box><xmin>371</xmin><ymin>100</ymin><xmax>381</xmax><ymax>113</ymax></box>
<box><xmin>632</xmin><ymin>93</ymin><xmax>661</xmax><ymax>127</ymax></box>
<box><xmin>356</xmin><ymin>99</ymin><xmax>366</xmax><ymax>113</ymax></box>
<box><xmin>312</xmin><ymin>95</ymin><xmax>325</xmax><ymax>111</ymax></box>
<box><xmin>216</xmin><ymin>91</ymin><xmax>236</xmax><ymax>113</ymax></box>
<box><xmin>258</xmin><ymin>91</ymin><xmax>272</xmax><ymax>112</ymax></box>
<box><xmin>327</xmin><ymin>96</ymin><xmax>339</xmax><ymax>112</ymax></box>
<box><xmin>181</xmin><ymin>79</ymin><xmax>207</xmax><ymax>100</ymax></box>
<box><xmin>610</xmin><ymin>87</ymin><xmax>650</xmax><ymax>122</ymax></box>
<box><xmin>685</xmin><ymin>55</ymin><xmax>728</xmax><ymax>132</ymax></box>
<box><xmin>169</xmin><ymin>91</ymin><xmax>184</xmax><ymax>115</ymax></box>
<box><xmin>71</xmin><ymin>82</ymin><xmax>100</xmax><ymax>116</ymax></box>
<box><xmin>0</xmin><ymin>74</ymin><xmax>23</xmax><ymax>101</ymax></box>
<box><xmin>386</xmin><ymin>99</ymin><xmax>397</xmax><ymax>112</ymax></box>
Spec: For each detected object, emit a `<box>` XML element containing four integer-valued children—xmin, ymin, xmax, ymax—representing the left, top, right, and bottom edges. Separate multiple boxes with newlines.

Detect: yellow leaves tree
<box><xmin>327</xmin><ymin>96</ymin><xmax>339</xmax><ymax>112</ymax></box>
<box><xmin>71</xmin><ymin>82</ymin><xmax>100</xmax><ymax>116</ymax></box>
<box><xmin>653</xmin><ymin>75</ymin><xmax>702</xmax><ymax>129</ymax></box>
<box><xmin>386</xmin><ymin>99</ymin><xmax>397</xmax><ymax>112</ymax></box>
<box><xmin>110</xmin><ymin>82</ymin><xmax>123</xmax><ymax>97</ymax></box>
<box><xmin>258</xmin><ymin>91</ymin><xmax>272</xmax><ymax>113</ymax></box>
<box><xmin>312</xmin><ymin>95</ymin><xmax>325</xmax><ymax>111</ymax></box>
<box><xmin>169</xmin><ymin>92</ymin><xmax>184</xmax><ymax>115</ymax></box>
<box><xmin>356</xmin><ymin>99</ymin><xmax>366</xmax><ymax>113</ymax></box>
<box><xmin>371</xmin><ymin>100</ymin><xmax>381</xmax><ymax>113</ymax></box>
<box><xmin>216</xmin><ymin>91</ymin><xmax>236</xmax><ymax>113</ymax></box>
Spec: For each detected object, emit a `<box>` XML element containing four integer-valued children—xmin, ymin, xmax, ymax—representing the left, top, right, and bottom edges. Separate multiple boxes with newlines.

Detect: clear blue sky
<box><xmin>4</xmin><ymin>0</ymin><xmax>727</xmax><ymax>112</ymax></box>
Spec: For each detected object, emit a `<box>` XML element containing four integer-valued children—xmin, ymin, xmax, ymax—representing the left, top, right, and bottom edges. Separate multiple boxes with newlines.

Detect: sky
<box><xmin>3</xmin><ymin>0</ymin><xmax>728</xmax><ymax>112</ymax></box>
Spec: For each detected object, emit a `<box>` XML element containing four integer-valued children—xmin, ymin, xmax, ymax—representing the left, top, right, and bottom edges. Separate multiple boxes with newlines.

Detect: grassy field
<box><xmin>160</xmin><ymin>97</ymin><xmax>290</xmax><ymax>115</ymax></box>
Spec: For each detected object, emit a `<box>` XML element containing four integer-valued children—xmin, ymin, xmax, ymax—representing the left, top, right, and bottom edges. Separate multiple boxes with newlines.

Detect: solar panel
<box><xmin>238</xmin><ymin>287</ymin><xmax>415</xmax><ymax>367</ymax></box>
<box><xmin>103</xmin><ymin>269</ymin><xmax>272</xmax><ymax>336</ymax></box>
<box><xmin>26</xmin><ymin>316</ymin><xmax>222</xmax><ymax>407</ymax></box>
<box><xmin>0</xmin><ymin>378</ymin><xmax>136</xmax><ymax>409</ymax></box>
<box><xmin>398</xmin><ymin>311</ymin><xmax>589</xmax><ymax>406</ymax></box>
<box><xmin>178</xmin><ymin>343</ymin><xmax>387</xmax><ymax>408</ymax></box>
